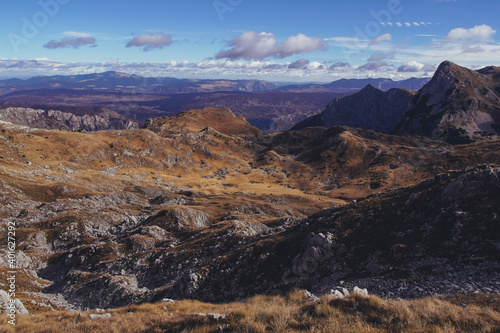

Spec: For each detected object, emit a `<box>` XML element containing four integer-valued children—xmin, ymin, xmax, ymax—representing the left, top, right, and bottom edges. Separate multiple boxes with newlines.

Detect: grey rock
<box><xmin>0</xmin><ymin>107</ymin><xmax>138</xmax><ymax>132</ymax></box>
<box><xmin>89</xmin><ymin>313</ymin><xmax>111</xmax><ymax>319</ymax></box>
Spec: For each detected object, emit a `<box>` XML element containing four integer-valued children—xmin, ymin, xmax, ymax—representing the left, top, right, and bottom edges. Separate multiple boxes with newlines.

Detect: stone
<box><xmin>14</xmin><ymin>299</ymin><xmax>29</xmax><ymax>315</ymax></box>
<box><xmin>353</xmin><ymin>287</ymin><xmax>369</xmax><ymax>297</ymax></box>
<box><xmin>162</xmin><ymin>298</ymin><xmax>175</xmax><ymax>303</ymax></box>
<box><xmin>89</xmin><ymin>313</ymin><xmax>111</xmax><ymax>319</ymax></box>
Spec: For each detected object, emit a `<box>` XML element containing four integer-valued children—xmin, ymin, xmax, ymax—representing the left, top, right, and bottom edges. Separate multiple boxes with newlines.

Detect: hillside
<box><xmin>144</xmin><ymin>107</ymin><xmax>262</xmax><ymax>136</ymax></box>
<box><xmin>293</xmin><ymin>85</ymin><xmax>415</xmax><ymax>133</ymax></box>
<box><xmin>0</xmin><ymin>107</ymin><xmax>499</xmax><ymax>312</ymax></box>
<box><xmin>399</xmin><ymin>61</ymin><xmax>500</xmax><ymax>141</ymax></box>
<box><xmin>295</xmin><ymin>61</ymin><xmax>500</xmax><ymax>143</ymax></box>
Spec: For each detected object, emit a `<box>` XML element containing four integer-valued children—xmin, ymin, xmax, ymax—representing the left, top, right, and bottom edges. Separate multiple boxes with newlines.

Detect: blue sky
<box><xmin>1</xmin><ymin>0</ymin><xmax>499</xmax><ymax>82</ymax></box>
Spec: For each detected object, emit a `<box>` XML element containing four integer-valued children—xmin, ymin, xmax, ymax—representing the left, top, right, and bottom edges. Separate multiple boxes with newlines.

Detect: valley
<box><xmin>0</xmin><ymin>62</ymin><xmax>499</xmax><ymax>332</ymax></box>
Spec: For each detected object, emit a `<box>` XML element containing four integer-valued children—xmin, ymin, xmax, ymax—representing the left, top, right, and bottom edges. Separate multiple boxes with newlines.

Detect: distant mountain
<box><xmin>0</xmin><ymin>71</ymin><xmax>279</xmax><ymax>95</ymax></box>
<box><xmin>398</xmin><ymin>61</ymin><xmax>500</xmax><ymax>142</ymax></box>
<box><xmin>278</xmin><ymin>77</ymin><xmax>430</xmax><ymax>93</ymax></box>
<box><xmin>294</xmin><ymin>61</ymin><xmax>500</xmax><ymax>143</ymax></box>
<box><xmin>0</xmin><ymin>89</ymin><xmax>344</xmax><ymax>132</ymax></box>
<box><xmin>0</xmin><ymin>72</ymin><xmax>430</xmax><ymax>96</ymax></box>
<box><xmin>293</xmin><ymin>85</ymin><xmax>415</xmax><ymax>133</ymax></box>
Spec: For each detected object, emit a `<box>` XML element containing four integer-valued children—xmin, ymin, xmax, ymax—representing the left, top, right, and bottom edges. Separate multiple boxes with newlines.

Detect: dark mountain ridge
<box><xmin>294</xmin><ymin>61</ymin><xmax>500</xmax><ymax>143</ymax></box>
<box><xmin>279</xmin><ymin>77</ymin><xmax>429</xmax><ymax>93</ymax></box>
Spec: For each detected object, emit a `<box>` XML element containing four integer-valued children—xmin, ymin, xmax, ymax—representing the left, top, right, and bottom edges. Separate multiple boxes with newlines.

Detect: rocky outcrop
<box><xmin>293</xmin><ymin>85</ymin><xmax>415</xmax><ymax>133</ymax></box>
<box><xmin>320</xmin><ymin>85</ymin><xmax>414</xmax><ymax>133</ymax></box>
<box><xmin>0</xmin><ymin>290</ymin><xmax>29</xmax><ymax>315</ymax></box>
<box><xmin>0</xmin><ymin>107</ymin><xmax>139</xmax><ymax>131</ymax></box>
<box><xmin>294</xmin><ymin>61</ymin><xmax>500</xmax><ymax>143</ymax></box>
<box><xmin>398</xmin><ymin>61</ymin><xmax>500</xmax><ymax>140</ymax></box>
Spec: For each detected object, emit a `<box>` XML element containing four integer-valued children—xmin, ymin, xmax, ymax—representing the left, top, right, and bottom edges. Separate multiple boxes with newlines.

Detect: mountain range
<box><xmin>294</xmin><ymin>61</ymin><xmax>500</xmax><ymax>143</ymax></box>
<box><xmin>0</xmin><ymin>71</ymin><xmax>429</xmax><ymax>95</ymax></box>
<box><xmin>0</xmin><ymin>71</ymin><xmax>432</xmax><ymax>133</ymax></box>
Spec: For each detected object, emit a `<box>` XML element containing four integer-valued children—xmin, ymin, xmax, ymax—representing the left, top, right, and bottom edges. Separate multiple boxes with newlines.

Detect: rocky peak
<box><xmin>317</xmin><ymin>84</ymin><xmax>414</xmax><ymax>134</ymax></box>
<box><xmin>399</xmin><ymin>61</ymin><xmax>500</xmax><ymax>141</ymax></box>
<box><xmin>359</xmin><ymin>83</ymin><xmax>379</xmax><ymax>93</ymax></box>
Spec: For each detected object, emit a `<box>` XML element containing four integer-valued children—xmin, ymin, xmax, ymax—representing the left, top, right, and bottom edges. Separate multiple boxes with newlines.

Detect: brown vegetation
<box><xmin>3</xmin><ymin>292</ymin><xmax>499</xmax><ymax>333</ymax></box>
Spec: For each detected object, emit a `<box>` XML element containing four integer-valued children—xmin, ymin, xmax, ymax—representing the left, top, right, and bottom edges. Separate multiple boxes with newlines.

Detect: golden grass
<box><xmin>4</xmin><ymin>292</ymin><xmax>498</xmax><ymax>333</ymax></box>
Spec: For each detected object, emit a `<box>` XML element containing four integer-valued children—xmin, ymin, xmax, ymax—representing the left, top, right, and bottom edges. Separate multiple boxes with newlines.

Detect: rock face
<box><xmin>0</xmin><ymin>290</ymin><xmax>29</xmax><ymax>315</ymax></box>
<box><xmin>0</xmin><ymin>106</ymin><xmax>138</xmax><ymax>131</ymax></box>
<box><xmin>294</xmin><ymin>61</ymin><xmax>500</xmax><ymax>143</ymax></box>
<box><xmin>318</xmin><ymin>85</ymin><xmax>414</xmax><ymax>133</ymax></box>
<box><xmin>199</xmin><ymin>165</ymin><xmax>500</xmax><ymax>301</ymax></box>
<box><xmin>398</xmin><ymin>61</ymin><xmax>500</xmax><ymax>140</ymax></box>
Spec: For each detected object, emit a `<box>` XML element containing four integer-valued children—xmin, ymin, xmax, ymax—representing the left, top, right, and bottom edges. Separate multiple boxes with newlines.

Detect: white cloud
<box><xmin>357</xmin><ymin>61</ymin><xmax>388</xmax><ymax>71</ymax></box>
<box><xmin>126</xmin><ymin>33</ymin><xmax>173</xmax><ymax>51</ymax></box>
<box><xmin>462</xmin><ymin>45</ymin><xmax>485</xmax><ymax>54</ymax></box>
<box><xmin>371</xmin><ymin>33</ymin><xmax>392</xmax><ymax>45</ymax></box>
<box><xmin>445</xmin><ymin>24</ymin><xmax>496</xmax><ymax>43</ymax></box>
<box><xmin>398</xmin><ymin>61</ymin><xmax>425</xmax><ymax>72</ymax></box>
<box><xmin>367</xmin><ymin>51</ymin><xmax>391</xmax><ymax>62</ymax></box>
<box><xmin>288</xmin><ymin>58</ymin><xmax>310</xmax><ymax>69</ymax></box>
<box><xmin>305</xmin><ymin>62</ymin><xmax>325</xmax><ymax>70</ymax></box>
<box><xmin>63</xmin><ymin>31</ymin><xmax>93</xmax><ymax>38</ymax></box>
<box><xmin>43</xmin><ymin>37</ymin><xmax>96</xmax><ymax>49</ymax></box>
<box><xmin>278</xmin><ymin>33</ymin><xmax>329</xmax><ymax>58</ymax></box>
<box><xmin>215</xmin><ymin>31</ymin><xmax>328</xmax><ymax>60</ymax></box>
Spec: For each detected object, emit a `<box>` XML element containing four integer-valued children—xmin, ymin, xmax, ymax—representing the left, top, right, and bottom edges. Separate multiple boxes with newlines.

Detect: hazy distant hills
<box><xmin>0</xmin><ymin>71</ymin><xmax>429</xmax><ymax>95</ymax></box>
<box><xmin>0</xmin><ymin>71</ymin><xmax>280</xmax><ymax>95</ymax></box>
<box><xmin>277</xmin><ymin>77</ymin><xmax>429</xmax><ymax>93</ymax></box>
<box><xmin>0</xmin><ymin>89</ymin><xmax>342</xmax><ymax>132</ymax></box>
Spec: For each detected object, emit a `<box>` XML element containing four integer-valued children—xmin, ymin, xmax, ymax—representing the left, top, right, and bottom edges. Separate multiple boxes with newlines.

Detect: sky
<box><xmin>0</xmin><ymin>0</ymin><xmax>499</xmax><ymax>82</ymax></box>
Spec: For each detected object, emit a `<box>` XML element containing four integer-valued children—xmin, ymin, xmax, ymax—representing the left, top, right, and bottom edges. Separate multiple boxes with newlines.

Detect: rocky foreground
<box><xmin>0</xmin><ymin>107</ymin><xmax>499</xmax><ymax>311</ymax></box>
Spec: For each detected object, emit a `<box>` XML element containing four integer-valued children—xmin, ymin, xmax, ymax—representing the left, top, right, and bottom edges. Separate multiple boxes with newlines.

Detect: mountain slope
<box><xmin>293</xmin><ymin>85</ymin><xmax>415</xmax><ymax>133</ymax></box>
<box><xmin>398</xmin><ymin>61</ymin><xmax>500</xmax><ymax>141</ymax></box>
<box><xmin>144</xmin><ymin>107</ymin><xmax>262</xmax><ymax>136</ymax></box>
<box><xmin>294</xmin><ymin>61</ymin><xmax>500</xmax><ymax>143</ymax></box>
<box><xmin>1</xmin><ymin>114</ymin><xmax>500</xmax><ymax>309</ymax></box>
<box><xmin>0</xmin><ymin>89</ymin><xmax>342</xmax><ymax>132</ymax></box>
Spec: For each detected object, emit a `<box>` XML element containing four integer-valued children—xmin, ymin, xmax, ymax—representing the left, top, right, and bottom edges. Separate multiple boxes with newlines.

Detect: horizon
<box><xmin>1</xmin><ymin>0</ymin><xmax>499</xmax><ymax>82</ymax></box>
<box><xmin>0</xmin><ymin>68</ymin><xmax>434</xmax><ymax>85</ymax></box>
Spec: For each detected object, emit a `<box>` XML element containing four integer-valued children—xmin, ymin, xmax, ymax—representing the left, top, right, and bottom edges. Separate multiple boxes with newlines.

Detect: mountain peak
<box><xmin>433</xmin><ymin>60</ymin><xmax>468</xmax><ymax>77</ymax></box>
<box><xmin>360</xmin><ymin>83</ymin><xmax>381</xmax><ymax>93</ymax></box>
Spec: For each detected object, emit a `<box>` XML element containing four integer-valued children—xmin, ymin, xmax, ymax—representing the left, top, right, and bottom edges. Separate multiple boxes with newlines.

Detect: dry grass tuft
<box><xmin>4</xmin><ymin>292</ymin><xmax>498</xmax><ymax>332</ymax></box>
